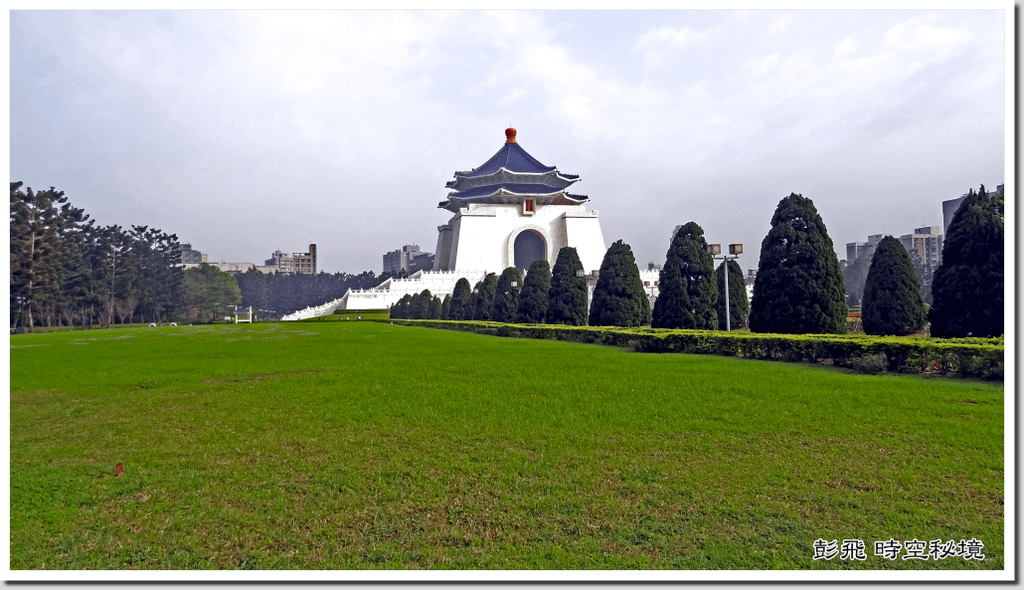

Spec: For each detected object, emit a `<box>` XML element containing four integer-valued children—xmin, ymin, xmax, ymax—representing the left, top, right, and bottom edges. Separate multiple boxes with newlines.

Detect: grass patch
<box><xmin>10</xmin><ymin>321</ymin><xmax>1004</xmax><ymax>570</ymax></box>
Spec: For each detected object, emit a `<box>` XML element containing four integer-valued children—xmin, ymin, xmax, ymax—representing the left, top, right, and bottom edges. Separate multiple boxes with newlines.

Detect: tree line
<box><xmin>11</xmin><ymin>182</ymin><xmax>184</xmax><ymax>331</ymax></box>
<box><xmin>389</xmin><ymin>233</ymin><xmax>750</xmax><ymax>330</ymax></box>
<box><xmin>392</xmin><ymin>187</ymin><xmax>1003</xmax><ymax>339</ymax></box>
<box><xmin>840</xmin><ymin>185</ymin><xmax>1002</xmax><ymax>338</ymax></box>
<box><xmin>390</xmin><ymin>248</ymin><xmax>590</xmax><ymax>324</ymax></box>
<box><xmin>10</xmin><ymin>181</ymin><xmax>390</xmax><ymax>330</ymax></box>
<box><xmin>235</xmin><ymin>269</ymin><xmax>385</xmax><ymax>319</ymax></box>
<box><xmin>15</xmin><ymin>178</ymin><xmax>998</xmax><ymax>338</ymax></box>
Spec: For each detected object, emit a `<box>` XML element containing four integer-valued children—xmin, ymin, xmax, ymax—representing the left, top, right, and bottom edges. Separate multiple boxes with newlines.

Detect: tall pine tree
<box><xmin>441</xmin><ymin>294</ymin><xmax>452</xmax><ymax>320</ymax></box>
<box><xmin>929</xmin><ymin>186</ymin><xmax>1004</xmax><ymax>338</ymax></box>
<box><xmin>448</xmin><ymin>278</ymin><xmax>472</xmax><ymax>320</ymax></box>
<box><xmin>491</xmin><ymin>267</ymin><xmax>523</xmax><ymax>323</ymax></box>
<box><xmin>749</xmin><ymin>193</ymin><xmax>847</xmax><ymax>334</ymax></box>
<box><xmin>10</xmin><ymin>183</ymin><xmax>67</xmax><ymax>331</ymax></box>
<box><xmin>589</xmin><ymin>240</ymin><xmax>651</xmax><ymax>327</ymax></box>
<box><xmin>391</xmin><ymin>294</ymin><xmax>412</xmax><ymax>319</ymax></box>
<box><xmin>515</xmin><ymin>258</ymin><xmax>551</xmax><ymax>323</ymax></box>
<box><xmin>428</xmin><ymin>294</ymin><xmax>442</xmax><ymax>319</ymax></box>
<box><xmin>468</xmin><ymin>273</ymin><xmax>498</xmax><ymax>321</ymax></box>
<box><xmin>861</xmin><ymin>235</ymin><xmax>927</xmax><ymax>336</ymax></box>
<box><xmin>651</xmin><ymin>222</ymin><xmax>717</xmax><ymax>329</ymax></box>
<box><xmin>546</xmin><ymin>247</ymin><xmax>588</xmax><ymax>325</ymax></box>
<box><xmin>413</xmin><ymin>289</ymin><xmax>433</xmax><ymax>319</ymax></box>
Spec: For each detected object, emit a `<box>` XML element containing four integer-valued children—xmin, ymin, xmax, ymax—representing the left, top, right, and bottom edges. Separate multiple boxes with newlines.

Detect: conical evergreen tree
<box><xmin>546</xmin><ymin>247</ymin><xmax>589</xmax><ymax>325</ymax></box>
<box><xmin>515</xmin><ymin>258</ymin><xmax>551</xmax><ymax>323</ymax></box>
<box><xmin>428</xmin><ymin>295</ymin><xmax>443</xmax><ymax>320</ymax></box>
<box><xmin>441</xmin><ymin>294</ymin><xmax>451</xmax><ymax>320</ymax></box>
<box><xmin>929</xmin><ymin>186</ymin><xmax>1004</xmax><ymax>337</ymax></box>
<box><xmin>715</xmin><ymin>259</ymin><xmax>750</xmax><ymax>331</ymax></box>
<box><xmin>467</xmin><ymin>273</ymin><xmax>498</xmax><ymax>321</ymax></box>
<box><xmin>448</xmin><ymin>278</ymin><xmax>472</xmax><ymax>320</ymax></box>
<box><xmin>413</xmin><ymin>289</ymin><xmax>432</xmax><ymax>319</ymax></box>
<box><xmin>589</xmin><ymin>240</ymin><xmax>651</xmax><ymax>327</ymax></box>
<box><xmin>390</xmin><ymin>294</ymin><xmax>412</xmax><ymax>319</ymax></box>
<box><xmin>491</xmin><ymin>267</ymin><xmax>523</xmax><ymax>323</ymax></box>
<box><xmin>749</xmin><ymin>193</ymin><xmax>847</xmax><ymax>334</ymax></box>
<box><xmin>651</xmin><ymin>222</ymin><xmax>717</xmax><ymax>329</ymax></box>
<box><xmin>861</xmin><ymin>235</ymin><xmax>926</xmax><ymax>336</ymax></box>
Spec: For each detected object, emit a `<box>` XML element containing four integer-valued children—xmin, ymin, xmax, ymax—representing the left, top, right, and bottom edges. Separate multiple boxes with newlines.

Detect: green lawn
<box><xmin>10</xmin><ymin>321</ymin><xmax>1004</xmax><ymax>570</ymax></box>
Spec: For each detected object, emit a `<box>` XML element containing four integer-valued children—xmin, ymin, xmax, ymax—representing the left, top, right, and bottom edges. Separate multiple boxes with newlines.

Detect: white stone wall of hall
<box><xmin>446</xmin><ymin>203</ymin><xmax>605</xmax><ymax>274</ymax></box>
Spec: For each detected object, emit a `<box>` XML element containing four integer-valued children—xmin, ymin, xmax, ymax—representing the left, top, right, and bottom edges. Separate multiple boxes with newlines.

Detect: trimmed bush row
<box><xmin>379</xmin><ymin>319</ymin><xmax>1004</xmax><ymax>380</ymax></box>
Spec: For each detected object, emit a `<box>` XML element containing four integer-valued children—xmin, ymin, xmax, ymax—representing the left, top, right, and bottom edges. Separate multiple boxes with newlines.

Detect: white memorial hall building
<box><xmin>285</xmin><ymin>128</ymin><xmax>658</xmax><ymax>319</ymax></box>
<box><xmin>432</xmin><ymin>127</ymin><xmax>606</xmax><ymax>275</ymax></box>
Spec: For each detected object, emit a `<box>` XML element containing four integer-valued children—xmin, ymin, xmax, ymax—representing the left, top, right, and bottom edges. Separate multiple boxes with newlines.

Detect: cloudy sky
<box><xmin>10</xmin><ymin>8</ymin><xmax>1009</xmax><ymax>277</ymax></box>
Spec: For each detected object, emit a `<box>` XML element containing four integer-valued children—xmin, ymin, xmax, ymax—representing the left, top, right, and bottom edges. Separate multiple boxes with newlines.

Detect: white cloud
<box><xmin>633</xmin><ymin>24</ymin><xmax>723</xmax><ymax>69</ymax></box>
<box><xmin>768</xmin><ymin>14</ymin><xmax>795</xmax><ymax>35</ymax></box>
<box><xmin>739</xmin><ymin>53</ymin><xmax>780</xmax><ymax>77</ymax></box>
<box><xmin>834</xmin><ymin>35</ymin><xmax>859</xmax><ymax>58</ymax></box>
<box><xmin>10</xmin><ymin>9</ymin><xmax>1007</xmax><ymax>274</ymax></box>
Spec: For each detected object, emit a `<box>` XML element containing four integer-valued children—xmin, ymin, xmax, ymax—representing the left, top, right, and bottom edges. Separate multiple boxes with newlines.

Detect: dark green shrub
<box><xmin>441</xmin><ymin>294</ymin><xmax>451</xmax><ymax>320</ymax></box>
<box><xmin>467</xmin><ymin>274</ymin><xmax>498</xmax><ymax>321</ymax></box>
<box><xmin>930</xmin><ymin>185</ymin><xmax>1004</xmax><ymax>338</ymax></box>
<box><xmin>491</xmin><ymin>267</ymin><xmax>523</xmax><ymax>323</ymax></box>
<box><xmin>385</xmin><ymin>319</ymin><xmax>1002</xmax><ymax>380</ymax></box>
<box><xmin>652</xmin><ymin>222</ymin><xmax>717</xmax><ymax>329</ymax></box>
<box><xmin>862</xmin><ymin>236</ymin><xmax>927</xmax><ymax>336</ymax></box>
<box><xmin>749</xmin><ymin>193</ymin><xmax>847</xmax><ymax>334</ymax></box>
<box><xmin>846</xmin><ymin>353</ymin><xmax>887</xmax><ymax>375</ymax></box>
<box><xmin>390</xmin><ymin>294</ymin><xmax>412</xmax><ymax>319</ymax></box>
<box><xmin>448</xmin><ymin>278</ymin><xmax>472</xmax><ymax>321</ymax></box>
<box><xmin>412</xmin><ymin>290</ymin><xmax>432</xmax><ymax>319</ymax></box>
<box><xmin>516</xmin><ymin>258</ymin><xmax>551</xmax><ymax>324</ymax></box>
<box><xmin>547</xmin><ymin>247</ymin><xmax>588</xmax><ymax>326</ymax></box>
<box><xmin>428</xmin><ymin>295</ymin><xmax>442</xmax><ymax>320</ymax></box>
<box><xmin>589</xmin><ymin>240</ymin><xmax>651</xmax><ymax>327</ymax></box>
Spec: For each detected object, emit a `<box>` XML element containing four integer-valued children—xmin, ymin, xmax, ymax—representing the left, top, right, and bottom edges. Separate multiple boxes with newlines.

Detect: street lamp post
<box><xmin>707</xmin><ymin>243</ymin><xmax>743</xmax><ymax>331</ymax></box>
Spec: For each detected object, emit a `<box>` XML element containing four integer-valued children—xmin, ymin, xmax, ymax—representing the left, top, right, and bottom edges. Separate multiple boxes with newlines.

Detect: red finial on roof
<box><xmin>505</xmin><ymin>128</ymin><xmax>517</xmax><ymax>144</ymax></box>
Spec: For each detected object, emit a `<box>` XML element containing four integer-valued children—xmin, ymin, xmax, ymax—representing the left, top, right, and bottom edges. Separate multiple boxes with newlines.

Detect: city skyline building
<box><xmin>179</xmin><ymin>244</ymin><xmax>317</xmax><ymax>276</ymax></box>
<box><xmin>942</xmin><ymin>183</ymin><xmax>1003</xmax><ymax>234</ymax></box>
<box><xmin>383</xmin><ymin>245</ymin><xmax>435</xmax><ymax>276</ymax></box>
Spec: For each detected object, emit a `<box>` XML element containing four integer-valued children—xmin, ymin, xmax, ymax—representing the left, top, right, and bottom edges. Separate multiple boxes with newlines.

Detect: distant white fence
<box><xmin>280</xmin><ymin>270</ymin><xmax>490</xmax><ymax>321</ymax></box>
<box><xmin>278</xmin><ymin>267</ymin><xmax>660</xmax><ymax>322</ymax></box>
<box><xmin>280</xmin><ymin>296</ymin><xmax>348</xmax><ymax>321</ymax></box>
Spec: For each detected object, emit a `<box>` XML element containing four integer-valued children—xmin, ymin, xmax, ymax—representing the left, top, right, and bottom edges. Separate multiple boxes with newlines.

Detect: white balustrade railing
<box><xmin>280</xmin><ymin>269</ymin><xmax>496</xmax><ymax>321</ymax></box>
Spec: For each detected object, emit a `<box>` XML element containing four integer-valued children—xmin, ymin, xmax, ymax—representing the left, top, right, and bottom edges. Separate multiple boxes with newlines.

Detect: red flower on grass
<box><xmin>115</xmin><ymin>463</ymin><xmax>123</xmax><ymax>477</ymax></box>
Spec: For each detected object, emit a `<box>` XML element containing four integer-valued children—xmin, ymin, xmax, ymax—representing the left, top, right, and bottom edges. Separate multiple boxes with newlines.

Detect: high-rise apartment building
<box><xmin>383</xmin><ymin>245</ymin><xmax>435</xmax><ymax>276</ymax></box>
<box><xmin>846</xmin><ymin>234</ymin><xmax>884</xmax><ymax>264</ymax></box>
<box><xmin>178</xmin><ymin>243</ymin><xmax>204</xmax><ymax>264</ymax></box>
<box><xmin>264</xmin><ymin>244</ymin><xmax>317</xmax><ymax>275</ymax></box>
<box><xmin>899</xmin><ymin>227</ymin><xmax>943</xmax><ymax>273</ymax></box>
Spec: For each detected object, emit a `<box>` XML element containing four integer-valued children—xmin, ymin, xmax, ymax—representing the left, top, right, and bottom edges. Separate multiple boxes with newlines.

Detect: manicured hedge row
<box><xmin>379</xmin><ymin>319</ymin><xmax>1004</xmax><ymax>380</ymax></box>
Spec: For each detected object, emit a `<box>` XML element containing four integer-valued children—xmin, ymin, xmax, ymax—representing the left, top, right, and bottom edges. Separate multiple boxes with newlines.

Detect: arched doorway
<box><xmin>514</xmin><ymin>230</ymin><xmax>546</xmax><ymax>272</ymax></box>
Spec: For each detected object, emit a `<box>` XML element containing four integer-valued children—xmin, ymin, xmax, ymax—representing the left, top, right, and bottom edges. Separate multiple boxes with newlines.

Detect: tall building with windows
<box><xmin>943</xmin><ymin>184</ymin><xmax>1003</xmax><ymax>233</ymax></box>
<box><xmin>178</xmin><ymin>243</ymin><xmax>204</xmax><ymax>264</ymax></box>
<box><xmin>846</xmin><ymin>234</ymin><xmax>884</xmax><ymax>264</ymax></box>
<box><xmin>383</xmin><ymin>245</ymin><xmax>435</xmax><ymax>275</ymax></box>
<box><xmin>264</xmin><ymin>244</ymin><xmax>317</xmax><ymax>274</ymax></box>
<box><xmin>898</xmin><ymin>227</ymin><xmax>943</xmax><ymax>271</ymax></box>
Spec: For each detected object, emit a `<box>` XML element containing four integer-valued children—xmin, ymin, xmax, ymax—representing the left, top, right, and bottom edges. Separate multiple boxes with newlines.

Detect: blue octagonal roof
<box><xmin>441</xmin><ymin>129</ymin><xmax>585</xmax><ymax>212</ymax></box>
<box><xmin>455</xmin><ymin>141</ymin><xmax>556</xmax><ymax>177</ymax></box>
